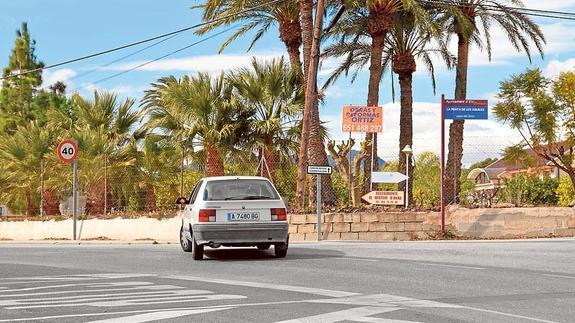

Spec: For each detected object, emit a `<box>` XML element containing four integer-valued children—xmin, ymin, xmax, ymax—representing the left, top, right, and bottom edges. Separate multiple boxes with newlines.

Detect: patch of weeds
<box><xmin>425</xmin><ymin>228</ymin><xmax>458</xmax><ymax>240</ymax></box>
<box><xmin>54</xmin><ymin>215</ymin><xmax>66</xmax><ymax>222</ymax></box>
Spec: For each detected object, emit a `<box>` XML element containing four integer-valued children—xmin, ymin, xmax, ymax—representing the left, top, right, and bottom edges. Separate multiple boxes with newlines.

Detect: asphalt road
<box><xmin>0</xmin><ymin>239</ymin><xmax>574</xmax><ymax>322</ymax></box>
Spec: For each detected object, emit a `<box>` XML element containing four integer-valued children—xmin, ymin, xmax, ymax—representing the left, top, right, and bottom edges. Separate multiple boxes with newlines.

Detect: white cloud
<box><xmin>78</xmin><ymin>83</ymin><xmax>144</xmax><ymax>98</ymax></box>
<box><xmin>323</xmin><ymin>101</ymin><xmax>522</xmax><ymax>165</ymax></box>
<box><xmin>543</xmin><ymin>58</ymin><xmax>575</xmax><ymax>77</ymax></box>
<box><xmin>41</xmin><ymin>68</ymin><xmax>76</xmax><ymax>90</ymax></box>
<box><xmin>105</xmin><ymin>52</ymin><xmax>286</xmax><ymax>73</ymax></box>
<box><xmin>521</xmin><ymin>1</ymin><xmax>575</xmax><ymax>10</ymax></box>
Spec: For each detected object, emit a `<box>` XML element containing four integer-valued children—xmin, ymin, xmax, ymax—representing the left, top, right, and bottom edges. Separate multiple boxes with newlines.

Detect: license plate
<box><xmin>227</xmin><ymin>212</ymin><xmax>260</xmax><ymax>221</ymax></box>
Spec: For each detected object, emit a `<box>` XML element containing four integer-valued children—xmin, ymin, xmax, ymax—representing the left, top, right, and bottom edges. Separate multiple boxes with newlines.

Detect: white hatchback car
<box><xmin>177</xmin><ymin>176</ymin><xmax>289</xmax><ymax>260</ymax></box>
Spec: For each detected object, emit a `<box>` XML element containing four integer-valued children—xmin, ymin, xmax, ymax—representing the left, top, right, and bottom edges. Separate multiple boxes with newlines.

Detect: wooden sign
<box><xmin>342</xmin><ymin>106</ymin><xmax>383</xmax><ymax>133</ymax></box>
<box><xmin>362</xmin><ymin>191</ymin><xmax>404</xmax><ymax>205</ymax></box>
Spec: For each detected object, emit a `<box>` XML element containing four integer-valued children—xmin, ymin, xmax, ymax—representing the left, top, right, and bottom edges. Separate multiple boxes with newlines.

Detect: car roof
<box><xmin>201</xmin><ymin>176</ymin><xmax>271</xmax><ymax>182</ymax></box>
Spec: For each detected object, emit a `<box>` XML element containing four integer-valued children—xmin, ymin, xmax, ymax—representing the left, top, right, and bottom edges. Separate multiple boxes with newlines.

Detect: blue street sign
<box><xmin>443</xmin><ymin>100</ymin><xmax>488</xmax><ymax>120</ymax></box>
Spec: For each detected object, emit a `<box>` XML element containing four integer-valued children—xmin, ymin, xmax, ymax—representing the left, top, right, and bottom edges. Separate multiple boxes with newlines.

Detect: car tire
<box><xmin>191</xmin><ymin>232</ymin><xmax>204</xmax><ymax>260</ymax></box>
<box><xmin>274</xmin><ymin>237</ymin><xmax>288</xmax><ymax>258</ymax></box>
<box><xmin>257</xmin><ymin>244</ymin><xmax>271</xmax><ymax>250</ymax></box>
<box><xmin>180</xmin><ymin>226</ymin><xmax>193</xmax><ymax>252</ymax></box>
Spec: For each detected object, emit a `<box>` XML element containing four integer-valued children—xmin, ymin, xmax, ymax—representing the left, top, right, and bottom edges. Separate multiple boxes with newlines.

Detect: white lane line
<box><xmin>460</xmin><ymin>306</ymin><xmax>559</xmax><ymax>323</ymax></box>
<box><xmin>273</xmin><ymin>306</ymin><xmax>404</xmax><ymax>323</ymax></box>
<box><xmin>417</xmin><ymin>263</ymin><xmax>484</xmax><ymax>270</ymax></box>
<box><xmin>543</xmin><ymin>274</ymin><xmax>575</xmax><ymax>279</ymax></box>
<box><xmin>0</xmin><ymin>288</ymin><xmax>201</xmax><ymax>306</ymax></box>
<box><xmin>86</xmin><ymin>307</ymin><xmax>232</xmax><ymax>323</ymax></box>
<box><xmin>165</xmin><ymin>275</ymin><xmax>360</xmax><ymax>298</ymax></box>
<box><xmin>0</xmin><ymin>285</ymin><xmax>179</xmax><ymax>298</ymax></box>
<box><xmin>6</xmin><ymin>292</ymin><xmax>246</xmax><ymax>309</ymax></box>
<box><xmin>0</xmin><ymin>273</ymin><xmax>154</xmax><ymax>282</ymax></box>
<box><xmin>0</xmin><ymin>300</ymin><xmax>305</xmax><ymax>322</ymax></box>
<box><xmin>339</xmin><ymin>257</ymin><xmax>379</xmax><ymax>262</ymax></box>
<box><xmin>0</xmin><ymin>281</ymin><xmax>152</xmax><ymax>293</ymax></box>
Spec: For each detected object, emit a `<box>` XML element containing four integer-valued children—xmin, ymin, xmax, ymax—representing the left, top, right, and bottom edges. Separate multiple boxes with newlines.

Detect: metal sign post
<box><xmin>57</xmin><ymin>139</ymin><xmax>79</xmax><ymax>240</ymax></box>
<box><xmin>316</xmin><ymin>174</ymin><xmax>322</xmax><ymax>241</ymax></box>
<box><xmin>307</xmin><ymin>165</ymin><xmax>332</xmax><ymax>241</ymax></box>
<box><xmin>73</xmin><ymin>159</ymin><xmax>78</xmax><ymax>240</ymax></box>
<box><xmin>441</xmin><ymin>97</ymin><xmax>489</xmax><ymax>236</ymax></box>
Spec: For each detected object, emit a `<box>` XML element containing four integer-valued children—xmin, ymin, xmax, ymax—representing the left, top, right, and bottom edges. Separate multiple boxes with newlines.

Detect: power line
<box><xmin>92</xmin><ymin>27</ymin><xmax>238</xmax><ymax>85</ymax></box>
<box><xmin>69</xmin><ymin>26</ymin><xmax>238</xmax><ymax>93</ymax></box>
<box><xmin>69</xmin><ymin>34</ymin><xmax>181</xmax><ymax>82</ymax></box>
<box><xmin>0</xmin><ymin>0</ymin><xmax>289</xmax><ymax>81</ymax></box>
<box><xmin>418</xmin><ymin>0</ymin><xmax>575</xmax><ymax>21</ymax></box>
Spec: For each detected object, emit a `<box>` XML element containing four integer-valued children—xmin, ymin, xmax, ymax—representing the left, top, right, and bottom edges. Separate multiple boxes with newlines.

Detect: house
<box><xmin>467</xmin><ymin>147</ymin><xmax>561</xmax><ymax>190</ymax></box>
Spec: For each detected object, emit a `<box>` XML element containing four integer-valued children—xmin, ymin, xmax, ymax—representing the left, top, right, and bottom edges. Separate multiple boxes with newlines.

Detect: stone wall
<box><xmin>288</xmin><ymin>212</ymin><xmax>431</xmax><ymax>242</ymax></box>
<box><xmin>1</xmin><ymin>208</ymin><xmax>574</xmax><ymax>241</ymax></box>
<box><xmin>443</xmin><ymin>207</ymin><xmax>575</xmax><ymax>239</ymax></box>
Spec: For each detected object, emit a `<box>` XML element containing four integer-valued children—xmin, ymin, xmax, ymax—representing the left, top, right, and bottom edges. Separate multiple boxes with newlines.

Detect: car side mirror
<box><xmin>175</xmin><ymin>197</ymin><xmax>188</xmax><ymax>205</ymax></box>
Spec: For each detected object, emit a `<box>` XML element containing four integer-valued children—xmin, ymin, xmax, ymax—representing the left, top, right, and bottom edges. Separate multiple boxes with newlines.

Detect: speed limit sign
<box><xmin>57</xmin><ymin>139</ymin><xmax>78</xmax><ymax>163</ymax></box>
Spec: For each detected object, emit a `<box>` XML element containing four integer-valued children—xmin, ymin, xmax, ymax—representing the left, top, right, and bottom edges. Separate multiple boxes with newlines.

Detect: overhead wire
<box><xmin>417</xmin><ymin>0</ymin><xmax>575</xmax><ymax>21</ymax></box>
<box><xmin>0</xmin><ymin>0</ymin><xmax>289</xmax><ymax>81</ymax></box>
<box><xmin>68</xmin><ymin>25</ymin><xmax>238</xmax><ymax>93</ymax></box>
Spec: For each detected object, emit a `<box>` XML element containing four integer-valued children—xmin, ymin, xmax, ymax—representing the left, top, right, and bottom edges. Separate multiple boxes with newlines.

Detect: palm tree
<box><xmin>227</xmin><ymin>58</ymin><xmax>303</xmax><ymax>182</ymax></box>
<box><xmin>143</xmin><ymin>73</ymin><xmax>239</xmax><ymax>177</ymax></box>
<box><xmin>0</xmin><ymin>121</ymin><xmax>55</xmax><ymax>216</ymax></box>
<box><xmin>72</xmin><ymin>91</ymin><xmax>141</xmax><ymax>214</ymax></box>
<box><xmin>194</xmin><ymin>0</ymin><xmax>302</xmax><ymax>71</ymax></box>
<box><xmin>435</xmin><ymin>0</ymin><xmax>545</xmax><ymax>203</ymax></box>
<box><xmin>386</xmin><ymin>12</ymin><xmax>454</xmax><ymax>206</ymax></box>
<box><xmin>323</xmin><ymin>0</ymin><xmax>423</xmax><ymax>195</ymax></box>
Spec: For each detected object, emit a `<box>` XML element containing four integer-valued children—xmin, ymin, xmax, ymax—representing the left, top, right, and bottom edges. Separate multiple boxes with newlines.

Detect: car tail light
<box><xmin>271</xmin><ymin>208</ymin><xmax>287</xmax><ymax>221</ymax></box>
<box><xmin>199</xmin><ymin>209</ymin><xmax>216</xmax><ymax>222</ymax></box>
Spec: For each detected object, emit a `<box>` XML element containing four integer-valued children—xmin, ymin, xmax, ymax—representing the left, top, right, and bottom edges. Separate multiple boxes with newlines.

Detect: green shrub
<box><xmin>556</xmin><ymin>177</ymin><xmax>575</xmax><ymax>206</ymax></box>
<box><xmin>500</xmin><ymin>174</ymin><xmax>558</xmax><ymax>206</ymax></box>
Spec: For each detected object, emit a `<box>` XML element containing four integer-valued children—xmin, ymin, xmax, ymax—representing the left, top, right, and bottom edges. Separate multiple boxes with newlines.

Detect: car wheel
<box><xmin>257</xmin><ymin>244</ymin><xmax>271</xmax><ymax>250</ymax></box>
<box><xmin>191</xmin><ymin>233</ymin><xmax>204</xmax><ymax>260</ymax></box>
<box><xmin>180</xmin><ymin>226</ymin><xmax>192</xmax><ymax>252</ymax></box>
<box><xmin>274</xmin><ymin>237</ymin><xmax>288</xmax><ymax>258</ymax></box>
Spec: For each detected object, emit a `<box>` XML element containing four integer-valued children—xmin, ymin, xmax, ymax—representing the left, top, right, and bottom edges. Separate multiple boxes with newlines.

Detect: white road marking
<box><xmin>86</xmin><ymin>307</ymin><xmax>232</xmax><ymax>323</ymax></box>
<box><xmin>0</xmin><ymin>284</ymin><xmax>181</xmax><ymax>298</ymax></box>
<box><xmin>0</xmin><ymin>273</ymin><xmax>153</xmax><ymax>282</ymax></box>
<box><xmin>417</xmin><ymin>263</ymin><xmax>484</xmax><ymax>270</ymax></box>
<box><xmin>0</xmin><ymin>281</ymin><xmax>152</xmax><ymax>293</ymax></box>
<box><xmin>6</xmin><ymin>291</ymin><xmax>246</xmax><ymax>309</ymax></box>
<box><xmin>339</xmin><ymin>257</ymin><xmax>379</xmax><ymax>262</ymax></box>
<box><xmin>273</xmin><ymin>306</ymin><xmax>404</xmax><ymax>323</ymax></box>
<box><xmin>309</xmin><ymin>294</ymin><xmax>461</xmax><ymax>309</ymax></box>
<box><xmin>0</xmin><ymin>288</ymin><xmax>204</xmax><ymax>306</ymax></box>
<box><xmin>460</xmin><ymin>305</ymin><xmax>559</xmax><ymax>323</ymax></box>
<box><xmin>165</xmin><ymin>275</ymin><xmax>360</xmax><ymax>298</ymax></box>
<box><xmin>543</xmin><ymin>274</ymin><xmax>575</xmax><ymax>279</ymax></box>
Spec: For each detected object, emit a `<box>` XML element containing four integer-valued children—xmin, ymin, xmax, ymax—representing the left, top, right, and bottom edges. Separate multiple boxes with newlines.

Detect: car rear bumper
<box><xmin>193</xmin><ymin>222</ymin><xmax>289</xmax><ymax>245</ymax></box>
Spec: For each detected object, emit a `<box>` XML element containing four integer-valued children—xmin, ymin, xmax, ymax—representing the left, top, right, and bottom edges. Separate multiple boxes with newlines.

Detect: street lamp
<box><xmin>402</xmin><ymin>145</ymin><xmax>413</xmax><ymax>208</ymax></box>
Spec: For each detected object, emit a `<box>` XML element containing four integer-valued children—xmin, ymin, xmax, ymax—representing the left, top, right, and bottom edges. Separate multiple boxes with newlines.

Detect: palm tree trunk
<box><xmin>308</xmin><ymin>98</ymin><xmax>338</xmax><ymax>207</ymax></box>
<box><xmin>262</xmin><ymin>144</ymin><xmax>277</xmax><ymax>182</ymax></box>
<box><xmin>43</xmin><ymin>188</ymin><xmax>60</xmax><ymax>216</ymax></box>
<box><xmin>278</xmin><ymin>19</ymin><xmax>303</xmax><ymax>72</ymax></box>
<box><xmin>25</xmin><ymin>190</ymin><xmax>36</xmax><ymax>217</ymax></box>
<box><xmin>206</xmin><ymin>145</ymin><xmax>225</xmax><ymax>176</ymax></box>
<box><xmin>397</xmin><ymin>72</ymin><xmax>414</xmax><ymax>206</ymax></box>
<box><xmin>145</xmin><ymin>184</ymin><xmax>156</xmax><ymax>212</ymax></box>
<box><xmin>295</xmin><ymin>0</ymin><xmax>316</xmax><ymax>210</ymax></box>
<box><xmin>445</xmin><ymin>33</ymin><xmax>469</xmax><ymax>204</ymax></box>
<box><xmin>362</xmin><ymin>33</ymin><xmax>386</xmax><ymax>195</ymax></box>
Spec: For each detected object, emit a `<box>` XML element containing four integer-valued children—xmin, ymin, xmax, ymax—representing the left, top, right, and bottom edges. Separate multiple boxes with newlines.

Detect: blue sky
<box><xmin>1</xmin><ymin>0</ymin><xmax>575</xmax><ymax>165</ymax></box>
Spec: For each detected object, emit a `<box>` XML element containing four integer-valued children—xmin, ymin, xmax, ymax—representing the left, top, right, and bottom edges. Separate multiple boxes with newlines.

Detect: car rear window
<box><xmin>204</xmin><ymin>179</ymin><xmax>280</xmax><ymax>201</ymax></box>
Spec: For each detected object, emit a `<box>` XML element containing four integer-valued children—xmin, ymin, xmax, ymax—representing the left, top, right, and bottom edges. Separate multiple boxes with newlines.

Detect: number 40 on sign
<box><xmin>57</xmin><ymin>139</ymin><xmax>78</xmax><ymax>163</ymax></box>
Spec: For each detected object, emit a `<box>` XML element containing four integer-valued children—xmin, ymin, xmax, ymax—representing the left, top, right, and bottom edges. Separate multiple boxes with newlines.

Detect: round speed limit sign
<box><xmin>57</xmin><ymin>140</ymin><xmax>78</xmax><ymax>163</ymax></box>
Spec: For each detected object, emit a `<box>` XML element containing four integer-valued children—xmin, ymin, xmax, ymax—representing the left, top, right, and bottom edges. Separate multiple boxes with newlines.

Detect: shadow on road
<box><xmin>203</xmin><ymin>247</ymin><xmax>345</xmax><ymax>261</ymax></box>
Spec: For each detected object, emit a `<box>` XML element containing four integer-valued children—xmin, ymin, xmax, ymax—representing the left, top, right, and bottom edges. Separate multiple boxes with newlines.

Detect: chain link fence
<box><xmin>2</xmin><ymin>135</ymin><xmax>542</xmax><ymax>219</ymax></box>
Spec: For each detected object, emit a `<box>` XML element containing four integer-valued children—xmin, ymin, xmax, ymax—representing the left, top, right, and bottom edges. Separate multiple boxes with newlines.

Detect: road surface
<box><xmin>0</xmin><ymin>239</ymin><xmax>574</xmax><ymax>322</ymax></box>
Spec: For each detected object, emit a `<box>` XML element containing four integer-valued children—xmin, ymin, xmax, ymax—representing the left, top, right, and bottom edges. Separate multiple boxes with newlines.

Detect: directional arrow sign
<box><xmin>371</xmin><ymin>172</ymin><xmax>408</xmax><ymax>183</ymax></box>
